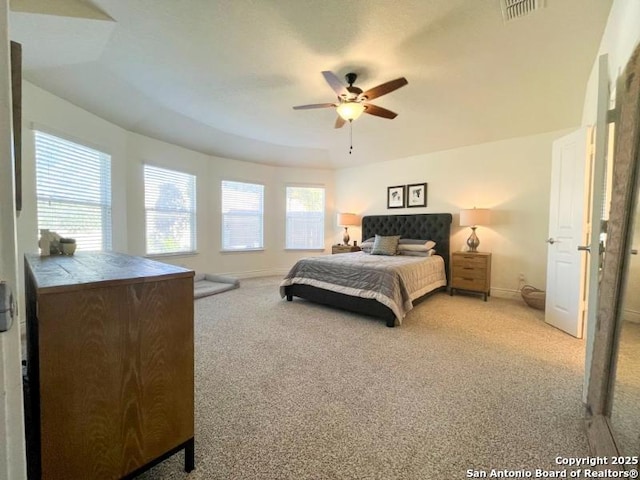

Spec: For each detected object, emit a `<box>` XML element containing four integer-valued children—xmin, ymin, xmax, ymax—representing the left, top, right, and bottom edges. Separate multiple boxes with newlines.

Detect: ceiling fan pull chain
<box><xmin>349</xmin><ymin>120</ymin><xmax>353</xmax><ymax>154</ymax></box>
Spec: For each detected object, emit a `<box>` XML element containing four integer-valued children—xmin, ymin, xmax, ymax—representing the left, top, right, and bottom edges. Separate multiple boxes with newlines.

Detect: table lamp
<box><xmin>459</xmin><ymin>208</ymin><xmax>491</xmax><ymax>252</ymax></box>
<box><xmin>337</xmin><ymin>213</ymin><xmax>360</xmax><ymax>245</ymax></box>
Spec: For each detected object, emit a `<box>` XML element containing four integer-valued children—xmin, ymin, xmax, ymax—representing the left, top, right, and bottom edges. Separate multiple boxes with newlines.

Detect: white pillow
<box><xmin>398</xmin><ymin>249</ymin><xmax>436</xmax><ymax>257</ymax></box>
<box><xmin>397</xmin><ymin>240</ymin><xmax>436</xmax><ymax>252</ymax></box>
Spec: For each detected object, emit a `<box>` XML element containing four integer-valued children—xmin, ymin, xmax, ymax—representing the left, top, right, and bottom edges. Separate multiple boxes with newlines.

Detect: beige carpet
<box><xmin>140</xmin><ymin>276</ymin><xmax>588</xmax><ymax>480</ymax></box>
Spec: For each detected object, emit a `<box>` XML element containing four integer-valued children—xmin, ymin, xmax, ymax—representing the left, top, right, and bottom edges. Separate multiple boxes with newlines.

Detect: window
<box><xmin>144</xmin><ymin>165</ymin><xmax>196</xmax><ymax>255</ymax></box>
<box><xmin>285</xmin><ymin>186</ymin><xmax>325</xmax><ymax>249</ymax></box>
<box><xmin>221</xmin><ymin>180</ymin><xmax>264</xmax><ymax>251</ymax></box>
<box><xmin>35</xmin><ymin>130</ymin><xmax>112</xmax><ymax>251</ymax></box>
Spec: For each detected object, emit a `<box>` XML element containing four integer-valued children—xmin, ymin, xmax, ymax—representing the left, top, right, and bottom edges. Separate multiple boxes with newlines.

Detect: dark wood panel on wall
<box><xmin>10</xmin><ymin>41</ymin><xmax>22</xmax><ymax>212</ymax></box>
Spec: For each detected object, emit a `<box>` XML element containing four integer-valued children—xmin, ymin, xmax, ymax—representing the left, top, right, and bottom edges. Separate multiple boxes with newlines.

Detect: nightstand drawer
<box><xmin>452</xmin><ymin>255</ymin><xmax>489</xmax><ymax>268</ymax></box>
<box><xmin>452</xmin><ymin>277</ymin><xmax>487</xmax><ymax>291</ymax></box>
<box><xmin>452</xmin><ymin>267</ymin><xmax>486</xmax><ymax>279</ymax></box>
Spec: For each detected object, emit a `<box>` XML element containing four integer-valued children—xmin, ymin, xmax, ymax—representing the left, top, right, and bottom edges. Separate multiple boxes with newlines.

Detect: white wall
<box><xmin>582</xmin><ymin>0</ymin><xmax>640</xmax><ymax>126</ymax></box>
<box><xmin>335</xmin><ymin>130</ymin><xmax>573</xmax><ymax>296</ymax></box>
<box><xmin>19</xmin><ymin>82</ymin><xmax>130</xmax><ymax>255</ymax></box>
<box><xmin>16</xmin><ymin>82</ymin><xmax>335</xmax><ymax>282</ymax></box>
<box><xmin>125</xmin><ymin>133</ymin><xmax>335</xmax><ymax>277</ymax></box>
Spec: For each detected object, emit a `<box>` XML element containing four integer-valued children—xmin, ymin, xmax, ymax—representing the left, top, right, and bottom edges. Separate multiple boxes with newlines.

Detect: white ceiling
<box><xmin>9</xmin><ymin>0</ymin><xmax>613</xmax><ymax>169</ymax></box>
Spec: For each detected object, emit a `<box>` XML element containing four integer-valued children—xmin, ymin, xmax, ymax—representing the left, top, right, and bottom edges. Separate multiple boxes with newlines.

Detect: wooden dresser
<box><xmin>331</xmin><ymin>245</ymin><xmax>362</xmax><ymax>254</ymax></box>
<box><xmin>450</xmin><ymin>251</ymin><xmax>492</xmax><ymax>301</ymax></box>
<box><xmin>24</xmin><ymin>252</ymin><xmax>195</xmax><ymax>479</ymax></box>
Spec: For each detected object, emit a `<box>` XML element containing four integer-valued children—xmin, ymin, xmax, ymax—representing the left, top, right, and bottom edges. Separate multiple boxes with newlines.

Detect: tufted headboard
<box><xmin>362</xmin><ymin>213</ymin><xmax>453</xmax><ymax>282</ymax></box>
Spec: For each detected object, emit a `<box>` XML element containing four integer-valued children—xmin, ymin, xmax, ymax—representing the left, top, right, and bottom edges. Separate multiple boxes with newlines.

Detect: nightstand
<box><xmin>450</xmin><ymin>252</ymin><xmax>492</xmax><ymax>301</ymax></box>
<box><xmin>332</xmin><ymin>245</ymin><xmax>361</xmax><ymax>254</ymax></box>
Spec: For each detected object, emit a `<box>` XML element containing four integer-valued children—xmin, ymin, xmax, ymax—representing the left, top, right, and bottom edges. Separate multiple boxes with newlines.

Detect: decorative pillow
<box><xmin>398</xmin><ymin>243</ymin><xmax>436</xmax><ymax>253</ymax></box>
<box><xmin>398</xmin><ymin>239</ymin><xmax>436</xmax><ymax>250</ymax></box>
<box><xmin>360</xmin><ymin>238</ymin><xmax>374</xmax><ymax>251</ymax></box>
<box><xmin>371</xmin><ymin>235</ymin><xmax>400</xmax><ymax>256</ymax></box>
<box><xmin>398</xmin><ymin>249</ymin><xmax>436</xmax><ymax>257</ymax></box>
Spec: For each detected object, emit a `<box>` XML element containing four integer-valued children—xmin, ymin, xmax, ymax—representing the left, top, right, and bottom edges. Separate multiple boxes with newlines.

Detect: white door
<box><xmin>545</xmin><ymin>128</ymin><xmax>591</xmax><ymax>338</ymax></box>
<box><xmin>0</xmin><ymin>0</ymin><xmax>27</xmax><ymax>476</ymax></box>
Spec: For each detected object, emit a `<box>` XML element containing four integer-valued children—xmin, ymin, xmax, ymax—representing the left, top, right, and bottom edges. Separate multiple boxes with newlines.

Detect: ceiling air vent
<box><xmin>500</xmin><ymin>0</ymin><xmax>544</xmax><ymax>22</ymax></box>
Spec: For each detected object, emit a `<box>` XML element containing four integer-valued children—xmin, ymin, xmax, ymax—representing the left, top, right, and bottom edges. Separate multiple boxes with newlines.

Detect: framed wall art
<box><xmin>387</xmin><ymin>185</ymin><xmax>405</xmax><ymax>209</ymax></box>
<box><xmin>407</xmin><ymin>183</ymin><xmax>427</xmax><ymax>208</ymax></box>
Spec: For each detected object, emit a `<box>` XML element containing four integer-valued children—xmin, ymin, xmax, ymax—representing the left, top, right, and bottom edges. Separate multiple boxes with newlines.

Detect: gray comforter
<box><xmin>280</xmin><ymin>252</ymin><xmax>446</xmax><ymax>323</ymax></box>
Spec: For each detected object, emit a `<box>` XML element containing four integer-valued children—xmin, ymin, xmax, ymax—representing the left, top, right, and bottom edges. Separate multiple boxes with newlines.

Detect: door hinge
<box><xmin>0</xmin><ymin>281</ymin><xmax>15</xmax><ymax>332</ymax></box>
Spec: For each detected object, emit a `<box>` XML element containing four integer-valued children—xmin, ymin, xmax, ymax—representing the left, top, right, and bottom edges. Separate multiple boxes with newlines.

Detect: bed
<box><xmin>280</xmin><ymin>213</ymin><xmax>452</xmax><ymax>327</ymax></box>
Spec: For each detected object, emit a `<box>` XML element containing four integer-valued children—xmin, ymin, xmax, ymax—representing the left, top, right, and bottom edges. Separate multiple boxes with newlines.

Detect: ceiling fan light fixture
<box><xmin>336</xmin><ymin>101</ymin><xmax>365</xmax><ymax>121</ymax></box>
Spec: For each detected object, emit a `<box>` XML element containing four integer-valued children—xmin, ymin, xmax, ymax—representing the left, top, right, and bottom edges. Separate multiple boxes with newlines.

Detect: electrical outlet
<box><xmin>519</xmin><ymin>273</ymin><xmax>525</xmax><ymax>281</ymax></box>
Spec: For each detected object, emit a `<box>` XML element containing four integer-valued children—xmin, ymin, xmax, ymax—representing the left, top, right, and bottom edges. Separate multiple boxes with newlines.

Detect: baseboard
<box><xmin>218</xmin><ymin>268</ymin><xmax>289</xmax><ymax>280</ymax></box>
<box><xmin>491</xmin><ymin>287</ymin><xmax>523</xmax><ymax>301</ymax></box>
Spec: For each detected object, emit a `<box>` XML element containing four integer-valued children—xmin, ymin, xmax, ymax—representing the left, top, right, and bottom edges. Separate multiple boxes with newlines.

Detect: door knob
<box><xmin>632</xmin><ymin>249</ymin><xmax>638</xmax><ymax>255</ymax></box>
<box><xmin>577</xmin><ymin>245</ymin><xmax>591</xmax><ymax>252</ymax></box>
<box><xmin>546</xmin><ymin>238</ymin><xmax>556</xmax><ymax>244</ymax></box>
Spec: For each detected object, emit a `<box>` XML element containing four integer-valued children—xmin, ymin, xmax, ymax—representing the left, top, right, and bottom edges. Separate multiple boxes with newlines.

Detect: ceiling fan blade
<box><xmin>364</xmin><ymin>104</ymin><xmax>398</xmax><ymax>119</ymax></box>
<box><xmin>292</xmin><ymin>103</ymin><xmax>335</xmax><ymax>110</ymax></box>
<box><xmin>322</xmin><ymin>71</ymin><xmax>347</xmax><ymax>97</ymax></box>
<box><xmin>362</xmin><ymin>77</ymin><xmax>408</xmax><ymax>101</ymax></box>
<box><xmin>334</xmin><ymin>116</ymin><xmax>346</xmax><ymax>129</ymax></box>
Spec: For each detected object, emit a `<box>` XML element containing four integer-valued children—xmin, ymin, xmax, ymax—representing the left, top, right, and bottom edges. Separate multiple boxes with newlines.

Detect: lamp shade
<box><xmin>337</xmin><ymin>212</ymin><xmax>360</xmax><ymax>226</ymax></box>
<box><xmin>460</xmin><ymin>208</ymin><xmax>491</xmax><ymax>227</ymax></box>
<box><xmin>336</xmin><ymin>101</ymin><xmax>365</xmax><ymax>121</ymax></box>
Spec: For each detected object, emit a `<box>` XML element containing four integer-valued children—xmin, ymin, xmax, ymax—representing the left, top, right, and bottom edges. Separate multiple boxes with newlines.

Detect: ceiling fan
<box><xmin>293</xmin><ymin>71</ymin><xmax>408</xmax><ymax>128</ymax></box>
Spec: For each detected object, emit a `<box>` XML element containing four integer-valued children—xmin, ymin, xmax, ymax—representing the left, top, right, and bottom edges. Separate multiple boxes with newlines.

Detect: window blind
<box><xmin>35</xmin><ymin>131</ymin><xmax>112</xmax><ymax>251</ymax></box>
<box><xmin>144</xmin><ymin>165</ymin><xmax>196</xmax><ymax>255</ymax></box>
<box><xmin>285</xmin><ymin>186</ymin><xmax>325</xmax><ymax>249</ymax></box>
<box><xmin>221</xmin><ymin>180</ymin><xmax>264</xmax><ymax>250</ymax></box>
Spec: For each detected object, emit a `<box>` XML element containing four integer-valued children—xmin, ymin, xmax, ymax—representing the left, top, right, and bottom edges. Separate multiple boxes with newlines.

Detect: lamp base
<box><xmin>466</xmin><ymin>227</ymin><xmax>480</xmax><ymax>252</ymax></box>
<box><xmin>343</xmin><ymin>227</ymin><xmax>350</xmax><ymax>246</ymax></box>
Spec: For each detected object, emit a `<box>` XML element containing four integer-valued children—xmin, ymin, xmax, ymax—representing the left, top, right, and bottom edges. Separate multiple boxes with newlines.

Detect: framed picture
<box><xmin>387</xmin><ymin>185</ymin><xmax>405</xmax><ymax>209</ymax></box>
<box><xmin>407</xmin><ymin>183</ymin><xmax>427</xmax><ymax>208</ymax></box>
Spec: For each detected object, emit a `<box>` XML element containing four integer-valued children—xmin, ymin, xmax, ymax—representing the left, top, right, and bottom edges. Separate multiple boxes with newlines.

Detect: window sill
<box><xmin>220</xmin><ymin>248</ymin><xmax>264</xmax><ymax>254</ymax></box>
<box><xmin>284</xmin><ymin>248</ymin><xmax>325</xmax><ymax>252</ymax></box>
<box><xmin>145</xmin><ymin>251</ymin><xmax>199</xmax><ymax>259</ymax></box>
